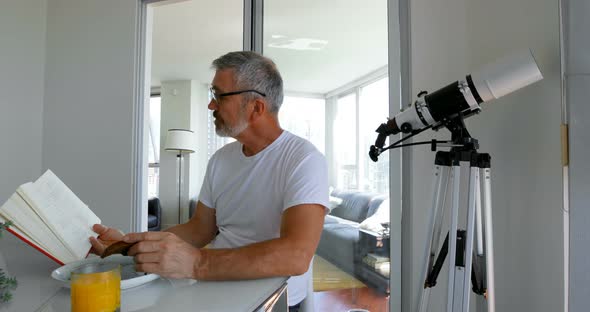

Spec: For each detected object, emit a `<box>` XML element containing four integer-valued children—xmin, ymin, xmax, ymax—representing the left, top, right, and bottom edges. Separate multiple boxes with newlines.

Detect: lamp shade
<box><xmin>164</xmin><ymin>129</ymin><xmax>196</xmax><ymax>153</ymax></box>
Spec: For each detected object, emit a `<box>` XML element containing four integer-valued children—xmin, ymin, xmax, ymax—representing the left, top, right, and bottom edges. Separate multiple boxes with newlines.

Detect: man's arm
<box><xmin>196</xmin><ymin>203</ymin><xmax>326</xmax><ymax>279</ymax></box>
<box><xmin>165</xmin><ymin>201</ymin><xmax>218</xmax><ymax>248</ymax></box>
<box><xmin>125</xmin><ymin>203</ymin><xmax>326</xmax><ymax>280</ymax></box>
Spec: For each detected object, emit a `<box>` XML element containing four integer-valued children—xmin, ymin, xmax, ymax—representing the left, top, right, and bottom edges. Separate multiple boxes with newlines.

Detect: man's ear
<box><xmin>248</xmin><ymin>98</ymin><xmax>267</xmax><ymax>121</ymax></box>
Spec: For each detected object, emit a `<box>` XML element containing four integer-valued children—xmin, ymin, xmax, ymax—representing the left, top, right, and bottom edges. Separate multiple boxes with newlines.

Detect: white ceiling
<box><xmin>150</xmin><ymin>0</ymin><xmax>388</xmax><ymax>95</ymax></box>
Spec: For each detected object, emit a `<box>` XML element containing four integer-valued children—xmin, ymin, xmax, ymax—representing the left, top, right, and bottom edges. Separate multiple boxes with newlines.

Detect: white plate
<box><xmin>51</xmin><ymin>255</ymin><xmax>160</xmax><ymax>289</ymax></box>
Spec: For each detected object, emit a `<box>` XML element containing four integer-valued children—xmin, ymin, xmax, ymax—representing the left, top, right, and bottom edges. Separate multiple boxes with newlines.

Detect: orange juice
<box><xmin>71</xmin><ymin>263</ymin><xmax>121</xmax><ymax>312</ymax></box>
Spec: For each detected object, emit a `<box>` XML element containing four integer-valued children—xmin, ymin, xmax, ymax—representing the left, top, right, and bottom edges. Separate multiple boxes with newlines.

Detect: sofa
<box><xmin>316</xmin><ymin>189</ymin><xmax>389</xmax><ymax>289</ymax></box>
<box><xmin>148</xmin><ymin>197</ymin><xmax>162</xmax><ymax>231</ymax></box>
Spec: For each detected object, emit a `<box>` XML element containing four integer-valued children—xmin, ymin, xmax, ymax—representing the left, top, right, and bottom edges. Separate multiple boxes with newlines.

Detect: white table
<box><xmin>0</xmin><ymin>235</ymin><xmax>287</xmax><ymax>312</ymax></box>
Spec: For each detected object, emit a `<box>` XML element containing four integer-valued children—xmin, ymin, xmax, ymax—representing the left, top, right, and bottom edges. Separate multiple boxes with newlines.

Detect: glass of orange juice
<box><xmin>70</xmin><ymin>262</ymin><xmax>121</xmax><ymax>312</ymax></box>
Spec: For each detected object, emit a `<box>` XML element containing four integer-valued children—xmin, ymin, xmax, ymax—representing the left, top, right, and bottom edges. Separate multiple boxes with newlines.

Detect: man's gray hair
<box><xmin>212</xmin><ymin>51</ymin><xmax>284</xmax><ymax>113</ymax></box>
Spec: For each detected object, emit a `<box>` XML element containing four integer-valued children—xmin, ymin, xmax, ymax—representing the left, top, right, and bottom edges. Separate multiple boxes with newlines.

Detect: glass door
<box><xmin>262</xmin><ymin>1</ymin><xmax>395</xmax><ymax>311</ymax></box>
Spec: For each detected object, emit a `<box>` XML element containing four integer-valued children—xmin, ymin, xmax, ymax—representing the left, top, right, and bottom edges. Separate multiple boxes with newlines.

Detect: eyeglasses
<box><xmin>209</xmin><ymin>88</ymin><xmax>266</xmax><ymax>103</ymax></box>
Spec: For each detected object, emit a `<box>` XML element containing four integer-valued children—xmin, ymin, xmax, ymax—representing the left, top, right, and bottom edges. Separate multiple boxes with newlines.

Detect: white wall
<box><xmin>42</xmin><ymin>0</ymin><xmax>140</xmax><ymax>232</ymax></box>
<box><xmin>406</xmin><ymin>0</ymin><xmax>562</xmax><ymax>311</ymax></box>
<box><xmin>0</xmin><ymin>0</ymin><xmax>47</xmax><ymax>201</ymax></box>
<box><xmin>565</xmin><ymin>0</ymin><xmax>590</xmax><ymax>311</ymax></box>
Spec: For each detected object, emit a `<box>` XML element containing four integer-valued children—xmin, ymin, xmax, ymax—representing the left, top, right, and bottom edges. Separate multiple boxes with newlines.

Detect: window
<box><xmin>359</xmin><ymin>77</ymin><xmax>389</xmax><ymax>194</ymax></box>
<box><xmin>333</xmin><ymin>93</ymin><xmax>358</xmax><ymax>190</ymax></box>
<box><xmin>331</xmin><ymin>76</ymin><xmax>389</xmax><ymax>194</ymax></box>
<box><xmin>279</xmin><ymin>96</ymin><xmax>325</xmax><ymax>153</ymax></box>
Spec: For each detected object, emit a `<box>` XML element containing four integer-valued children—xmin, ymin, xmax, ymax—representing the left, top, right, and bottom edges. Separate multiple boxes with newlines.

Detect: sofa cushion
<box><xmin>148</xmin><ymin>215</ymin><xmax>159</xmax><ymax>228</ymax></box>
<box><xmin>327</xmin><ymin>195</ymin><xmax>343</xmax><ymax>210</ymax></box>
<box><xmin>317</xmin><ymin>223</ymin><xmax>360</xmax><ymax>274</ymax></box>
<box><xmin>329</xmin><ymin>191</ymin><xmax>375</xmax><ymax>223</ymax></box>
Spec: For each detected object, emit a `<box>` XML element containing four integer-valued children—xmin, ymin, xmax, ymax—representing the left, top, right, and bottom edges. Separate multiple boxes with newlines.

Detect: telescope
<box><xmin>369</xmin><ymin>50</ymin><xmax>543</xmax><ymax>161</ymax></box>
<box><xmin>369</xmin><ymin>50</ymin><xmax>543</xmax><ymax>312</ymax></box>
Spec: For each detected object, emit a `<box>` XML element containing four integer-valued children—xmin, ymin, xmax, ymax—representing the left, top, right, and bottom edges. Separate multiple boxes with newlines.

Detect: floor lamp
<box><xmin>164</xmin><ymin>129</ymin><xmax>196</xmax><ymax>224</ymax></box>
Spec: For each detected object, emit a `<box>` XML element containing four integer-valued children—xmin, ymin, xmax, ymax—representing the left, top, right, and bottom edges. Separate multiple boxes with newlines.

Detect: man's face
<box><xmin>208</xmin><ymin>69</ymin><xmax>249</xmax><ymax>138</ymax></box>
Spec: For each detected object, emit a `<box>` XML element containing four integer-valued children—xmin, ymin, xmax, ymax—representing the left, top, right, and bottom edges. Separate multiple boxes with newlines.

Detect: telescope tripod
<box><xmin>418</xmin><ymin>143</ymin><xmax>496</xmax><ymax>312</ymax></box>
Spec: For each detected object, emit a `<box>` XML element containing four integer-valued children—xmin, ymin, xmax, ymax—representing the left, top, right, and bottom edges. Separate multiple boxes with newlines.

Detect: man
<box><xmin>90</xmin><ymin>51</ymin><xmax>329</xmax><ymax>311</ymax></box>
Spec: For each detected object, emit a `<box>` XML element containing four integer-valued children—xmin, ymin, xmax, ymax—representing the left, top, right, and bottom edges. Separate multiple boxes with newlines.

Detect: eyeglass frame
<box><xmin>209</xmin><ymin>88</ymin><xmax>266</xmax><ymax>103</ymax></box>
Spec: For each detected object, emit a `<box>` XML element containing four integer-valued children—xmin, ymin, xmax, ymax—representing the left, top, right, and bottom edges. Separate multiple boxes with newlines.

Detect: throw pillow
<box><xmin>359</xmin><ymin>199</ymin><xmax>390</xmax><ymax>233</ymax></box>
<box><xmin>327</xmin><ymin>195</ymin><xmax>343</xmax><ymax>211</ymax></box>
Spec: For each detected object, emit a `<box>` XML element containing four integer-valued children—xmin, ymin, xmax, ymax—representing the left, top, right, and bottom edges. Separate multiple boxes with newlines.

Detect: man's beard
<box><xmin>214</xmin><ymin>112</ymin><xmax>248</xmax><ymax>138</ymax></box>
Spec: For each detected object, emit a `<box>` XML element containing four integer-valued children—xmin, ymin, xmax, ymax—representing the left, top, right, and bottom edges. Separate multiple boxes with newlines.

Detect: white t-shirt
<box><xmin>198</xmin><ymin>131</ymin><xmax>329</xmax><ymax>305</ymax></box>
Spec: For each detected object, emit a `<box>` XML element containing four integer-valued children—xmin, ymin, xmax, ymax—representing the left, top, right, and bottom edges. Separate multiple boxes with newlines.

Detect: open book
<box><xmin>0</xmin><ymin>170</ymin><xmax>100</xmax><ymax>265</ymax></box>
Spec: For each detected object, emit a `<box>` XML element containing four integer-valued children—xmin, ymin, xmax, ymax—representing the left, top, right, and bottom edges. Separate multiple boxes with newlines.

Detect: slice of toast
<box><xmin>101</xmin><ymin>241</ymin><xmax>136</xmax><ymax>258</ymax></box>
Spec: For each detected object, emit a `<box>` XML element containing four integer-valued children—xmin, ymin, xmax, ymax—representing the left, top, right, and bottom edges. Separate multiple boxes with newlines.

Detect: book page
<box><xmin>0</xmin><ymin>192</ymin><xmax>75</xmax><ymax>263</ymax></box>
<box><xmin>17</xmin><ymin>170</ymin><xmax>101</xmax><ymax>261</ymax></box>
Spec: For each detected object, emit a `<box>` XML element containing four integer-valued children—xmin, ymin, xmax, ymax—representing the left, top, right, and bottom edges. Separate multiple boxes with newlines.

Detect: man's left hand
<box><xmin>123</xmin><ymin>232</ymin><xmax>202</xmax><ymax>279</ymax></box>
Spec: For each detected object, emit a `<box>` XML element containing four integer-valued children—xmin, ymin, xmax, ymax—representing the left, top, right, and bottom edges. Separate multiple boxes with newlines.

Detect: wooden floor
<box><xmin>313</xmin><ymin>256</ymin><xmax>366</xmax><ymax>291</ymax></box>
<box><xmin>313</xmin><ymin>287</ymin><xmax>389</xmax><ymax>312</ymax></box>
<box><xmin>313</xmin><ymin>256</ymin><xmax>389</xmax><ymax>311</ymax></box>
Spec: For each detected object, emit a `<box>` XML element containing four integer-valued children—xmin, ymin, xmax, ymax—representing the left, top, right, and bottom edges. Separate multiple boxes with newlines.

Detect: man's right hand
<box><xmin>89</xmin><ymin>224</ymin><xmax>125</xmax><ymax>255</ymax></box>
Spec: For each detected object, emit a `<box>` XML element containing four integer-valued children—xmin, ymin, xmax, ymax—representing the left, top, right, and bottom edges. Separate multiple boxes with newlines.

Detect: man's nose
<box><xmin>208</xmin><ymin>99</ymin><xmax>218</xmax><ymax>110</ymax></box>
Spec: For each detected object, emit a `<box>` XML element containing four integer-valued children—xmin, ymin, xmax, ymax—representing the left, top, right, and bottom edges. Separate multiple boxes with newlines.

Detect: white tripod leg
<box><xmin>475</xmin><ymin>168</ymin><xmax>486</xmax><ymax>312</ymax></box>
<box><xmin>418</xmin><ymin>165</ymin><xmax>451</xmax><ymax>312</ymax></box>
<box><xmin>460</xmin><ymin>167</ymin><xmax>480</xmax><ymax>312</ymax></box>
<box><xmin>475</xmin><ymin>173</ymin><xmax>484</xmax><ymax>257</ymax></box>
<box><xmin>447</xmin><ymin>165</ymin><xmax>461</xmax><ymax>312</ymax></box>
<box><xmin>482</xmin><ymin>167</ymin><xmax>495</xmax><ymax>312</ymax></box>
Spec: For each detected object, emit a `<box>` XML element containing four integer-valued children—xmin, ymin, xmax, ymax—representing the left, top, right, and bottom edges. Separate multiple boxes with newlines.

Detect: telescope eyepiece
<box><xmin>369</xmin><ymin>145</ymin><xmax>380</xmax><ymax>162</ymax></box>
